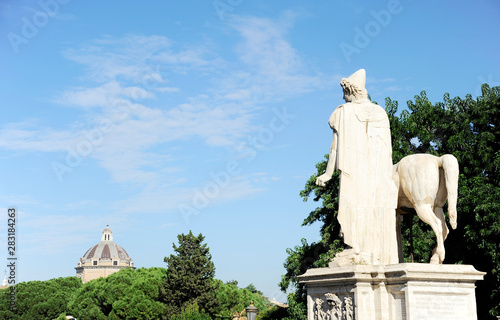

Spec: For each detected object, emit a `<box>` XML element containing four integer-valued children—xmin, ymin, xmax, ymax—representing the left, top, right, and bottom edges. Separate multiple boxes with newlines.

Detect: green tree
<box><xmin>68</xmin><ymin>267</ymin><xmax>167</xmax><ymax>319</ymax></box>
<box><xmin>161</xmin><ymin>231</ymin><xmax>219</xmax><ymax>319</ymax></box>
<box><xmin>244</xmin><ymin>284</ymin><xmax>263</xmax><ymax>296</ymax></box>
<box><xmin>171</xmin><ymin>302</ymin><xmax>212</xmax><ymax>320</ymax></box>
<box><xmin>225</xmin><ymin>280</ymin><xmax>239</xmax><ymax>286</ymax></box>
<box><xmin>281</xmin><ymin>84</ymin><xmax>500</xmax><ymax>319</ymax></box>
<box><xmin>388</xmin><ymin>86</ymin><xmax>500</xmax><ymax>318</ymax></box>
<box><xmin>258</xmin><ymin>304</ymin><xmax>288</xmax><ymax>320</ymax></box>
<box><xmin>278</xmin><ymin>166</ymin><xmax>344</xmax><ymax>319</ymax></box>
<box><xmin>0</xmin><ymin>276</ymin><xmax>82</xmax><ymax>320</ymax></box>
<box><xmin>213</xmin><ymin>280</ymin><xmax>268</xmax><ymax>320</ymax></box>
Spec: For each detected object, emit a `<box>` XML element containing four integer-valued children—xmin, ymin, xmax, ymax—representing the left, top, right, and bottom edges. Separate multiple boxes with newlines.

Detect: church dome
<box><xmin>81</xmin><ymin>227</ymin><xmax>131</xmax><ymax>261</ymax></box>
<box><xmin>76</xmin><ymin>226</ymin><xmax>134</xmax><ymax>283</ymax></box>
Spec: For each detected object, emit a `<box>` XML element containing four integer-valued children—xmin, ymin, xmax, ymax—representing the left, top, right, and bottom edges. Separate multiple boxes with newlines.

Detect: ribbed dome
<box><xmin>82</xmin><ymin>241</ymin><xmax>131</xmax><ymax>261</ymax></box>
<box><xmin>80</xmin><ymin>226</ymin><xmax>132</xmax><ymax>263</ymax></box>
<box><xmin>76</xmin><ymin>226</ymin><xmax>134</xmax><ymax>283</ymax></box>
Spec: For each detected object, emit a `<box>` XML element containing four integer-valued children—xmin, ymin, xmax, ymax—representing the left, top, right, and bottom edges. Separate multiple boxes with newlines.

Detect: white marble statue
<box><xmin>316</xmin><ymin>69</ymin><xmax>399</xmax><ymax>265</ymax></box>
<box><xmin>393</xmin><ymin>153</ymin><xmax>459</xmax><ymax>264</ymax></box>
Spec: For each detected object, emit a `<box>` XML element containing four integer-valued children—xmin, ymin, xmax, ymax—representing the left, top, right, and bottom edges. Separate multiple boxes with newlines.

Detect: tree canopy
<box><xmin>161</xmin><ymin>231</ymin><xmax>219</xmax><ymax>319</ymax></box>
<box><xmin>281</xmin><ymin>84</ymin><xmax>500</xmax><ymax>319</ymax></box>
<box><xmin>213</xmin><ymin>280</ymin><xmax>269</xmax><ymax>320</ymax></box>
<box><xmin>0</xmin><ymin>276</ymin><xmax>82</xmax><ymax>320</ymax></box>
<box><xmin>68</xmin><ymin>267</ymin><xmax>167</xmax><ymax>320</ymax></box>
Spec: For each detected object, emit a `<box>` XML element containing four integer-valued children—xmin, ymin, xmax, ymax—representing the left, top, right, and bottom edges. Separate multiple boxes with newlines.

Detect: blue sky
<box><xmin>0</xmin><ymin>0</ymin><xmax>499</xmax><ymax>300</ymax></box>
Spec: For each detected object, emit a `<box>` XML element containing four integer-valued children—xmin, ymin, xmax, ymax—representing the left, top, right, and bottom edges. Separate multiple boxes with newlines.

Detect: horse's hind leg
<box><xmin>414</xmin><ymin>203</ymin><xmax>445</xmax><ymax>264</ymax></box>
<box><xmin>434</xmin><ymin>206</ymin><xmax>449</xmax><ymax>241</ymax></box>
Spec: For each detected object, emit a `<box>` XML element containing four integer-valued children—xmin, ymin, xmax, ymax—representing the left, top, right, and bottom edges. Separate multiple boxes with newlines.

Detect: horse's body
<box><xmin>393</xmin><ymin>154</ymin><xmax>458</xmax><ymax>264</ymax></box>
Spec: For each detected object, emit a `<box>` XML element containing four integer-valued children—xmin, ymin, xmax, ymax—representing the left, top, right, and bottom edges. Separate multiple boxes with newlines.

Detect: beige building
<box><xmin>75</xmin><ymin>226</ymin><xmax>134</xmax><ymax>283</ymax></box>
<box><xmin>0</xmin><ymin>274</ymin><xmax>8</xmax><ymax>289</ymax></box>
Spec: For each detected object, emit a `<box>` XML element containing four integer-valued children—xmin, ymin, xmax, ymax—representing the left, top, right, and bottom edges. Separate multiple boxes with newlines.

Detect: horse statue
<box><xmin>393</xmin><ymin>154</ymin><xmax>459</xmax><ymax>264</ymax></box>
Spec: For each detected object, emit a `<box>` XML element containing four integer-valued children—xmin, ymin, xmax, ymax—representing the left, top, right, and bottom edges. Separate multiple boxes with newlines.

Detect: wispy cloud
<box><xmin>0</xmin><ymin>121</ymin><xmax>75</xmax><ymax>152</ymax></box>
<box><xmin>156</xmin><ymin>87</ymin><xmax>180</xmax><ymax>93</ymax></box>
<box><xmin>54</xmin><ymin>81</ymin><xmax>155</xmax><ymax>109</ymax></box>
<box><xmin>0</xmin><ymin>12</ymin><xmax>334</xmax><ymax>212</ymax></box>
<box><xmin>227</xmin><ymin>11</ymin><xmax>333</xmax><ymax>99</ymax></box>
<box><xmin>62</xmin><ymin>35</ymin><xmax>215</xmax><ymax>83</ymax></box>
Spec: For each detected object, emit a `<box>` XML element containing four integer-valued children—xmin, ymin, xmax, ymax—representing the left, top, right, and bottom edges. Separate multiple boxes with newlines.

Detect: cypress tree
<box><xmin>162</xmin><ymin>231</ymin><xmax>218</xmax><ymax>319</ymax></box>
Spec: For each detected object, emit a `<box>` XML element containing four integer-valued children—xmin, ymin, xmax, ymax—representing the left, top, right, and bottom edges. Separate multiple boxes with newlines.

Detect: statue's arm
<box><xmin>316</xmin><ymin>131</ymin><xmax>337</xmax><ymax>186</ymax></box>
<box><xmin>316</xmin><ymin>110</ymin><xmax>340</xmax><ymax>186</ymax></box>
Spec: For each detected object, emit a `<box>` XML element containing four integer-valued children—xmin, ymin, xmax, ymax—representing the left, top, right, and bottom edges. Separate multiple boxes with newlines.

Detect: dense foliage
<box><xmin>0</xmin><ymin>267</ymin><xmax>276</xmax><ymax>320</ymax></box>
<box><xmin>0</xmin><ymin>276</ymin><xmax>82</xmax><ymax>320</ymax></box>
<box><xmin>281</xmin><ymin>84</ymin><xmax>500</xmax><ymax>319</ymax></box>
<box><xmin>214</xmin><ymin>280</ymin><xmax>268</xmax><ymax>320</ymax></box>
<box><xmin>0</xmin><ymin>231</ymin><xmax>278</xmax><ymax>319</ymax></box>
<box><xmin>161</xmin><ymin>231</ymin><xmax>219</xmax><ymax>319</ymax></box>
<box><xmin>170</xmin><ymin>302</ymin><xmax>212</xmax><ymax>320</ymax></box>
<box><xmin>68</xmin><ymin>267</ymin><xmax>167</xmax><ymax>319</ymax></box>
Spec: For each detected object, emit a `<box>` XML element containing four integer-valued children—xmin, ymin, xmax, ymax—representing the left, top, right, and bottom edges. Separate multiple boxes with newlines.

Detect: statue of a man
<box><xmin>316</xmin><ymin>69</ymin><xmax>398</xmax><ymax>265</ymax></box>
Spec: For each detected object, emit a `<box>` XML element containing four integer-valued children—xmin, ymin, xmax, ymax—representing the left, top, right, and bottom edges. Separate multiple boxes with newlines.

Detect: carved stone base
<box><xmin>329</xmin><ymin>249</ymin><xmax>374</xmax><ymax>267</ymax></box>
<box><xmin>298</xmin><ymin>263</ymin><xmax>485</xmax><ymax>320</ymax></box>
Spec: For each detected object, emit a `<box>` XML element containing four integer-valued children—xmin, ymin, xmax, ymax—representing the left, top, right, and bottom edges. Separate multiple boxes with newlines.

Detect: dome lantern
<box><xmin>101</xmin><ymin>225</ymin><xmax>113</xmax><ymax>241</ymax></box>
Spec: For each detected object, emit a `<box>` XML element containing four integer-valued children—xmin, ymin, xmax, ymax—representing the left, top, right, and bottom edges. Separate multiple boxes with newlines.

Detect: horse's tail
<box><xmin>440</xmin><ymin>154</ymin><xmax>459</xmax><ymax>229</ymax></box>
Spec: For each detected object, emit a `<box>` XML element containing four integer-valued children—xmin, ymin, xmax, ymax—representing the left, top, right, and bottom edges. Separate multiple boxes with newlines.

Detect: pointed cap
<box><xmin>346</xmin><ymin>69</ymin><xmax>366</xmax><ymax>91</ymax></box>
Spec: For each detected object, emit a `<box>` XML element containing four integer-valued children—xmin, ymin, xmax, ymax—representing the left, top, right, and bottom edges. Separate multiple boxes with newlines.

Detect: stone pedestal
<box><xmin>298</xmin><ymin>263</ymin><xmax>485</xmax><ymax>320</ymax></box>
